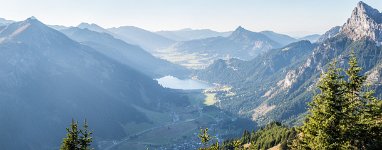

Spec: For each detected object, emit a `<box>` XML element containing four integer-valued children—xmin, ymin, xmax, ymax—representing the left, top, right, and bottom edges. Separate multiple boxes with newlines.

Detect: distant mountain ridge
<box><xmin>298</xmin><ymin>34</ymin><xmax>321</xmax><ymax>43</ymax></box>
<box><xmin>77</xmin><ymin>23</ymin><xmax>175</xmax><ymax>53</ymax></box>
<box><xmin>0</xmin><ymin>17</ymin><xmax>14</xmax><ymax>26</ymax></box>
<box><xmin>260</xmin><ymin>31</ymin><xmax>297</xmax><ymax>45</ymax></box>
<box><xmin>108</xmin><ymin>26</ymin><xmax>175</xmax><ymax>52</ymax></box>
<box><xmin>60</xmin><ymin>27</ymin><xmax>189</xmax><ymax>78</ymax></box>
<box><xmin>77</xmin><ymin>22</ymin><xmax>112</xmax><ymax>34</ymax></box>
<box><xmin>196</xmin><ymin>40</ymin><xmax>315</xmax><ymax>84</ymax></box>
<box><xmin>317</xmin><ymin>26</ymin><xmax>341</xmax><ymax>43</ymax></box>
<box><xmin>155</xmin><ymin>26</ymin><xmax>288</xmax><ymax>69</ymax></box>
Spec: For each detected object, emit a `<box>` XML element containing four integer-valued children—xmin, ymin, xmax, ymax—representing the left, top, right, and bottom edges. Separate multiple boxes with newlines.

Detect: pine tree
<box><xmin>233</xmin><ymin>140</ymin><xmax>242</xmax><ymax>150</ymax></box>
<box><xmin>345</xmin><ymin>53</ymin><xmax>382</xmax><ymax>149</ymax></box>
<box><xmin>293</xmin><ymin>54</ymin><xmax>382</xmax><ymax>149</ymax></box>
<box><xmin>342</xmin><ymin>53</ymin><xmax>367</xmax><ymax>149</ymax></box>
<box><xmin>297</xmin><ymin>62</ymin><xmax>347</xmax><ymax>149</ymax></box>
<box><xmin>209</xmin><ymin>142</ymin><xmax>220</xmax><ymax>150</ymax></box>
<box><xmin>240</xmin><ymin>130</ymin><xmax>250</xmax><ymax>144</ymax></box>
<box><xmin>198</xmin><ymin>128</ymin><xmax>212</xmax><ymax>149</ymax></box>
<box><xmin>60</xmin><ymin>119</ymin><xmax>93</xmax><ymax>150</ymax></box>
<box><xmin>79</xmin><ymin>120</ymin><xmax>93</xmax><ymax>150</ymax></box>
<box><xmin>358</xmin><ymin>89</ymin><xmax>382</xmax><ymax>149</ymax></box>
<box><xmin>61</xmin><ymin>119</ymin><xmax>80</xmax><ymax>150</ymax></box>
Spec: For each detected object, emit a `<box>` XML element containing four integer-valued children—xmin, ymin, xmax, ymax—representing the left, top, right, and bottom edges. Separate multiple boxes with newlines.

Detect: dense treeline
<box><xmin>248</xmin><ymin>122</ymin><xmax>296</xmax><ymax>149</ymax></box>
<box><xmin>198</xmin><ymin>122</ymin><xmax>296</xmax><ymax>150</ymax></box>
<box><xmin>224</xmin><ymin>122</ymin><xmax>296</xmax><ymax>150</ymax></box>
<box><xmin>200</xmin><ymin>53</ymin><xmax>382</xmax><ymax>150</ymax></box>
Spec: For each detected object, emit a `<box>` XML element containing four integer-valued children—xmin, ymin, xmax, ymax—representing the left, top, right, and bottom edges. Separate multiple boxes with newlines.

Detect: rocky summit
<box><xmin>341</xmin><ymin>1</ymin><xmax>382</xmax><ymax>45</ymax></box>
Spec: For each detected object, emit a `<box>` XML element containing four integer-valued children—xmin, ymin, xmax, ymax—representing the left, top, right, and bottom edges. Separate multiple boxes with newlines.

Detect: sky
<box><xmin>0</xmin><ymin>0</ymin><xmax>381</xmax><ymax>37</ymax></box>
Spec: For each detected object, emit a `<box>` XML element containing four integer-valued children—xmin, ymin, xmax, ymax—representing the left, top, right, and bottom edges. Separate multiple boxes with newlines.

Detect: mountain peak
<box><xmin>354</xmin><ymin>1</ymin><xmax>381</xmax><ymax>23</ymax></box>
<box><xmin>341</xmin><ymin>1</ymin><xmax>382</xmax><ymax>43</ymax></box>
<box><xmin>78</xmin><ymin>22</ymin><xmax>100</xmax><ymax>28</ymax></box>
<box><xmin>357</xmin><ymin>1</ymin><xmax>376</xmax><ymax>13</ymax></box>
<box><xmin>0</xmin><ymin>17</ymin><xmax>73</xmax><ymax>47</ymax></box>
<box><xmin>0</xmin><ymin>17</ymin><xmax>45</xmax><ymax>38</ymax></box>
<box><xmin>228</xmin><ymin>26</ymin><xmax>281</xmax><ymax>44</ymax></box>
<box><xmin>357</xmin><ymin>1</ymin><xmax>369</xmax><ymax>9</ymax></box>
<box><xmin>27</xmin><ymin>16</ymin><xmax>37</xmax><ymax>20</ymax></box>
<box><xmin>234</xmin><ymin>26</ymin><xmax>246</xmax><ymax>32</ymax></box>
<box><xmin>24</xmin><ymin>16</ymin><xmax>43</xmax><ymax>25</ymax></box>
<box><xmin>230</xmin><ymin>26</ymin><xmax>251</xmax><ymax>36</ymax></box>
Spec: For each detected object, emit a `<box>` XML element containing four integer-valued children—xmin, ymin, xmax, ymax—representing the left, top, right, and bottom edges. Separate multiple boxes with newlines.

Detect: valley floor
<box><xmin>98</xmin><ymin>90</ymin><xmax>243</xmax><ymax>150</ymax></box>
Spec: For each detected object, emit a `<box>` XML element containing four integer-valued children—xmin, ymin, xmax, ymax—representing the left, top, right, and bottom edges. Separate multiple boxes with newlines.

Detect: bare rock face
<box><xmin>341</xmin><ymin>1</ymin><xmax>382</xmax><ymax>43</ymax></box>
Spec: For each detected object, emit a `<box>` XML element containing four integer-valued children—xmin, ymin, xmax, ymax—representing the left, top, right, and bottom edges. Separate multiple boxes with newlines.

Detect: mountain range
<box><xmin>60</xmin><ymin>27</ymin><xmax>189</xmax><ymax>78</ymax></box>
<box><xmin>195</xmin><ymin>1</ymin><xmax>382</xmax><ymax>126</ymax></box>
<box><xmin>155</xmin><ymin>26</ymin><xmax>296</xmax><ymax>69</ymax></box>
<box><xmin>0</xmin><ymin>1</ymin><xmax>378</xmax><ymax>150</ymax></box>
<box><xmin>51</xmin><ymin>21</ymin><xmax>324</xmax><ymax>71</ymax></box>
<box><xmin>70</xmin><ymin>22</ymin><xmax>323</xmax><ymax>70</ymax></box>
<box><xmin>76</xmin><ymin>23</ymin><xmax>177</xmax><ymax>54</ymax></box>
<box><xmin>0</xmin><ymin>17</ymin><xmax>189</xmax><ymax>149</ymax></box>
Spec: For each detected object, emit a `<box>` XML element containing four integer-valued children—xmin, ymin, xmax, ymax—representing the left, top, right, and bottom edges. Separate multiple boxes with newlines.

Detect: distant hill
<box><xmin>316</xmin><ymin>26</ymin><xmax>341</xmax><ymax>43</ymax></box>
<box><xmin>0</xmin><ymin>17</ymin><xmax>13</xmax><ymax>26</ymax></box>
<box><xmin>77</xmin><ymin>22</ymin><xmax>112</xmax><ymax>34</ymax></box>
<box><xmin>298</xmin><ymin>34</ymin><xmax>321</xmax><ymax>42</ymax></box>
<box><xmin>108</xmin><ymin>26</ymin><xmax>175</xmax><ymax>53</ymax></box>
<box><xmin>49</xmin><ymin>24</ymin><xmax>69</xmax><ymax>30</ymax></box>
<box><xmin>260</xmin><ymin>31</ymin><xmax>297</xmax><ymax>45</ymax></box>
<box><xmin>196</xmin><ymin>40</ymin><xmax>315</xmax><ymax>85</ymax></box>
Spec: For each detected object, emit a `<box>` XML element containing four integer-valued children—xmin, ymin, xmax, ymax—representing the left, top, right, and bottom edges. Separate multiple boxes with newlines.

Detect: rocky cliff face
<box><xmin>341</xmin><ymin>1</ymin><xmax>382</xmax><ymax>45</ymax></box>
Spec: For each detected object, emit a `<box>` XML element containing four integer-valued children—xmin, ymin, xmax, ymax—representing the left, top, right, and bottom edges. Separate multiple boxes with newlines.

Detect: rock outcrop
<box><xmin>341</xmin><ymin>1</ymin><xmax>382</xmax><ymax>44</ymax></box>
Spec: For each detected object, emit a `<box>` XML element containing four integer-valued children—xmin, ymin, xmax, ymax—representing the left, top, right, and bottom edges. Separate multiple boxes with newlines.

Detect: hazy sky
<box><xmin>0</xmin><ymin>0</ymin><xmax>381</xmax><ymax>37</ymax></box>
